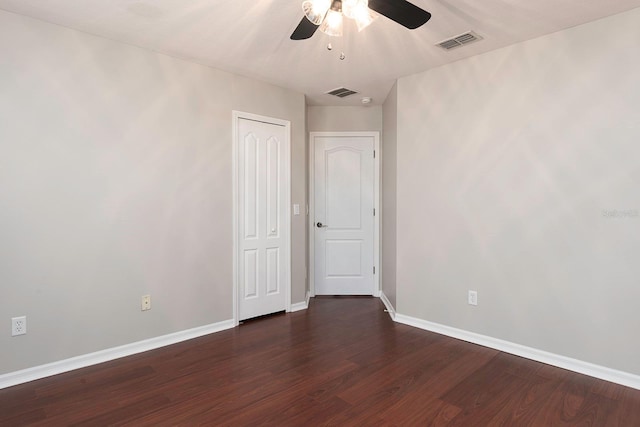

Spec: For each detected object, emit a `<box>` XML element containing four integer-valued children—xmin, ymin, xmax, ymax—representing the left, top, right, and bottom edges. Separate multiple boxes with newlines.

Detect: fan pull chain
<box><xmin>326</xmin><ymin>41</ymin><xmax>345</xmax><ymax>60</ymax></box>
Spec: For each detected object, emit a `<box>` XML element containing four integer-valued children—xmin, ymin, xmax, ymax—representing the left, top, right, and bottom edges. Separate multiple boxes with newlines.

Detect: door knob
<box><xmin>316</xmin><ymin>222</ymin><xmax>328</xmax><ymax>228</ymax></box>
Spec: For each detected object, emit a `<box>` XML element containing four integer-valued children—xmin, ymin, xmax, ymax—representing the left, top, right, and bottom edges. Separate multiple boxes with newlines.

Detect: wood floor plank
<box><xmin>383</xmin><ymin>397</ymin><xmax>462</xmax><ymax>426</ymax></box>
<box><xmin>1</xmin><ymin>296</ymin><xmax>639</xmax><ymax>426</ymax></box>
<box><xmin>376</xmin><ymin>344</ymin><xmax>497</xmax><ymax>422</ymax></box>
<box><xmin>442</xmin><ymin>360</ymin><xmax>534</xmax><ymax>425</ymax></box>
<box><xmin>617</xmin><ymin>387</ymin><xmax>640</xmax><ymax>425</ymax></box>
<box><xmin>481</xmin><ymin>374</ymin><xmax>562</xmax><ymax>425</ymax></box>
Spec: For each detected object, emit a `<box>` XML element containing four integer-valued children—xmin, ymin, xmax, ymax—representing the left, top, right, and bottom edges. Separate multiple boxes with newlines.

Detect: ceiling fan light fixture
<box><xmin>341</xmin><ymin>0</ymin><xmax>358</xmax><ymax>19</ymax></box>
<box><xmin>302</xmin><ymin>0</ymin><xmax>331</xmax><ymax>25</ymax></box>
<box><xmin>355</xmin><ymin>8</ymin><xmax>377</xmax><ymax>31</ymax></box>
<box><xmin>341</xmin><ymin>0</ymin><xmax>375</xmax><ymax>31</ymax></box>
<box><xmin>320</xmin><ymin>7</ymin><xmax>343</xmax><ymax>37</ymax></box>
<box><xmin>291</xmin><ymin>0</ymin><xmax>431</xmax><ymax>40</ymax></box>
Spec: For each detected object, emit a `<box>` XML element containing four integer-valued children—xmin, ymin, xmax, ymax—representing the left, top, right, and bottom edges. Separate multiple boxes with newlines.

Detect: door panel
<box><xmin>244</xmin><ymin>250</ymin><xmax>258</xmax><ymax>298</ymax></box>
<box><xmin>266</xmin><ymin>137</ymin><xmax>280</xmax><ymax>238</ymax></box>
<box><xmin>244</xmin><ymin>133</ymin><xmax>258</xmax><ymax>239</ymax></box>
<box><xmin>326</xmin><ymin>240</ymin><xmax>363</xmax><ymax>276</ymax></box>
<box><xmin>327</xmin><ymin>148</ymin><xmax>362</xmax><ymax>229</ymax></box>
<box><xmin>314</xmin><ymin>135</ymin><xmax>375</xmax><ymax>295</ymax></box>
<box><xmin>266</xmin><ymin>247</ymin><xmax>280</xmax><ymax>295</ymax></box>
<box><xmin>238</xmin><ymin>118</ymin><xmax>288</xmax><ymax>320</ymax></box>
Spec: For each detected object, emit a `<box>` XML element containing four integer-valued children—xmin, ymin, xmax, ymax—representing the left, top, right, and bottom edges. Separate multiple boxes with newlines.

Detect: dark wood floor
<box><xmin>1</xmin><ymin>297</ymin><xmax>639</xmax><ymax>426</ymax></box>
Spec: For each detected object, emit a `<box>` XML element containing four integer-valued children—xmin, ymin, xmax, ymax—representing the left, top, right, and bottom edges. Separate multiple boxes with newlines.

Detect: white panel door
<box><xmin>314</xmin><ymin>134</ymin><xmax>375</xmax><ymax>295</ymax></box>
<box><xmin>237</xmin><ymin>117</ymin><xmax>289</xmax><ymax>320</ymax></box>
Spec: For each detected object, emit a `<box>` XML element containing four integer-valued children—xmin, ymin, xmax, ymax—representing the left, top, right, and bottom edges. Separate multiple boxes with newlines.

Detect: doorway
<box><xmin>309</xmin><ymin>132</ymin><xmax>380</xmax><ymax>296</ymax></box>
<box><xmin>233</xmin><ymin>112</ymin><xmax>291</xmax><ymax>322</ymax></box>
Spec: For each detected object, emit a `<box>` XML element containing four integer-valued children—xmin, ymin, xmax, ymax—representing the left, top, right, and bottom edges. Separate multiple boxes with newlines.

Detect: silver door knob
<box><xmin>316</xmin><ymin>222</ymin><xmax>328</xmax><ymax>228</ymax></box>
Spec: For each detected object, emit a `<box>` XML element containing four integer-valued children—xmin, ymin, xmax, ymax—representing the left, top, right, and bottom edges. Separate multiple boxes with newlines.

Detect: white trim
<box><xmin>373</xmin><ymin>133</ymin><xmax>380</xmax><ymax>297</ymax></box>
<box><xmin>308</xmin><ymin>131</ymin><xmax>381</xmax><ymax>296</ymax></box>
<box><xmin>232</xmin><ymin>111</ymin><xmax>292</xmax><ymax>324</ymax></box>
<box><xmin>394</xmin><ymin>313</ymin><xmax>640</xmax><ymax>391</ymax></box>
<box><xmin>290</xmin><ymin>292</ymin><xmax>311</xmax><ymax>312</ymax></box>
<box><xmin>379</xmin><ymin>292</ymin><xmax>396</xmax><ymax>320</ymax></box>
<box><xmin>308</xmin><ymin>133</ymin><xmax>315</xmax><ymax>296</ymax></box>
<box><xmin>0</xmin><ymin>319</ymin><xmax>235</xmax><ymax>390</ymax></box>
<box><xmin>290</xmin><ymin>301</ymin><xmax>307</xmax><ymax>312</ymax></box>
<box><xmin>232</xmin><ymin>113</ymin><xmax>239</xmax><ymax>326</ymax></box>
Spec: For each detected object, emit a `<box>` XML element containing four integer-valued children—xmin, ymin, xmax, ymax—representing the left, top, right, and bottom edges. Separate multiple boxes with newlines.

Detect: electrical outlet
<box><xmin>141</xmin><ymin>295</ymin><xmax>151</xmax><ymax>311</ymax></box>
<box><xmin>12</xmin><ymin>316</ymin><xmax>27</xmax><ymax>336</ymax></box>
<box><xmin>468</xmin><ymin>290</ymin><xmax>478</xmax><ymax>306</ymax></box>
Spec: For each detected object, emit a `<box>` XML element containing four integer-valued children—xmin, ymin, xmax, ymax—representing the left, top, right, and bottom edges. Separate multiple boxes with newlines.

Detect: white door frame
<box><xmin>308</xmin><ymin>131</ymin><xmax>380</xmax><ymax>297</ymax></box>
<box><xmin>232</xmin><ymin>111</ymin><xmax>291</xmax><ymax>325</ymax></box>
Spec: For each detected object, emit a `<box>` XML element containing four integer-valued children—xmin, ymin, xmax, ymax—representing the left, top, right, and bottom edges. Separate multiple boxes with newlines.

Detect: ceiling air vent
<box><xmin>436</xmin><ymin>31</ymin><xmax>482</xmax><ymax>50</ymax></box>
<box><xmin>327</xmin><ymin>87</ymin><xmax>358</xmax><ymax>98</ymax></box>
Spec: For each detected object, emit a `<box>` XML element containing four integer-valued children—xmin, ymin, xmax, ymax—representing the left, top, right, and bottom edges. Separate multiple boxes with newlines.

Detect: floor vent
<box><xmin>327</xmin><ymin>87</ymin><xmax>358</xmax><ymax>98</ymax></box>
<box><xmin>436</xmin><ymin>31</ymin><xmax>483</xmax><ymax>50</ymax></box>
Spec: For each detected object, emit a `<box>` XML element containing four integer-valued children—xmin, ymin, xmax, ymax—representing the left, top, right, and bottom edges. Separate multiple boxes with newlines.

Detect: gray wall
<box><xmin>381</xmin><ymin>84</ymin><xmax>398</xmax><ymax>308</ymax></box>
<box><xmin>396</xmin><ymin>9</ymin><xmax>640</xmax><ymax>375</ymax></box>
<box><xmin>0</xmin><ymin>11</ymin><xmax>306</xmax><ymax>374</ymax></box>
<box><xmin>307</xmin><ymin>106</ymin><xmax>382</xmax><ymax>132</ymax></box>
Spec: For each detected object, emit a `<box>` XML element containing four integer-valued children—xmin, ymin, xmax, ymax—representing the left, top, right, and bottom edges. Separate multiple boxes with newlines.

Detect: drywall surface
<box><xmin>381</xmin><ymin>84</ymin><xmax>398</xmax><ymax>309</ymax></box>
<box><xmin>0</xmin><ymin>10</ymin><xmax>305</xmax><ymax>374</ymax></box>
<box><xmin>396</xmin><ymin>8</ymin><xmax>640</xmax><ymax>375</ymax></box>
<box><xmin>307</xmin><ymin>106</ymin><xmax>382</xmax><ymax>132</ymax></box>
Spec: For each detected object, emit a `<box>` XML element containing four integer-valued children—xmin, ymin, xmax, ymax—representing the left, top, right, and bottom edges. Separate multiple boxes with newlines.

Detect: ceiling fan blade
<box><xmin>368</xmin><ymin>0</ymin><xmax>431</xmax><ymax>29</ymax></box>
<box><xmin>290</xmin><ymin>17</ymin><xmax>319</xmax><ymax>40</ymax></box>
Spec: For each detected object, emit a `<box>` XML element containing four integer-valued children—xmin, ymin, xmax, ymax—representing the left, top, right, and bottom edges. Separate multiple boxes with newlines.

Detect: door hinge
<box><xmin>373</xmin><ymin>266</ymin><xmax>376</xmax><ymax>274</ymax></box>
<box><xmin>373</xmin><ymin>150</ymin><xmax>376</xmax><ymax>158</ymax></box>
<box><xmin>373</xmin><ymin>208</ymin><xmax>376</xmax><ymax>216</ymax></box>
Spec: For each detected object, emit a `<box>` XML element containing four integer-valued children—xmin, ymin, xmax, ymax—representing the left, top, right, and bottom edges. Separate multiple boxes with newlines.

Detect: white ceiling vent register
<box><xmin>436</xmin><ymin>31</ymin><xmax>483</xmax><ymax>50</ymax></box>
<box><xmin>327</xmin><ymin>87</ymin><xmax>358</xmax><ymax>98</ymax></box>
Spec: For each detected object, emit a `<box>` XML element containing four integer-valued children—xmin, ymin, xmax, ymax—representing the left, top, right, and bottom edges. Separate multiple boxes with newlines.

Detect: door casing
<box><xmin>232</xmin><ymin>111</ymin><xmax>291</xmax><ymax>325</ymax></box>
<box><xmin>308</xmin><ymin>131</ymin><xmax>381</xmax><ymax>297</ymax></box>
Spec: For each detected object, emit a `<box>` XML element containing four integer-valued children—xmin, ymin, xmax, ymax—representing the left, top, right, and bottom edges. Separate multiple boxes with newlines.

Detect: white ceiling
<box><xmin>2</xmin><ymin>0</ymin><xmax>640</xmax><ymax>106</ymax></box>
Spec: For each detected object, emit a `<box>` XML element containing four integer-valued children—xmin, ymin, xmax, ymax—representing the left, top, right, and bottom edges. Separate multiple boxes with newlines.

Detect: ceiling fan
<box><xmin>291</xmin><ymin>0</ymin><xmax>431</xmax><ymax>40</ymax></box>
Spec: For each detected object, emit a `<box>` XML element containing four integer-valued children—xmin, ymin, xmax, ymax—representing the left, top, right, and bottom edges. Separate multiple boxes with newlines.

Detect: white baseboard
<box><xmin>0</xmin><ymin>319</ymin><xmax>235</xmax><ymax>390</ymax></box>
<box><xmin>379</xmin><ymin>292</ymin><xmax>396</xmax><ymax>320</ymax></box>
<box><xmin>290</xmin><ymin>292</ymin><xmax>310</xmax><ymax>312</ymax></box>
<box><xmin>394</xmin><ymin>313</ymin><xmax>640</xmax><ymax>391</ymax></box>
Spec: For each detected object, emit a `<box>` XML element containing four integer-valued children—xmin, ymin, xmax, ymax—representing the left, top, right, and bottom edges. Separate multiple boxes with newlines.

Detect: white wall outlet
<box><xmin>12</xmin><ymin>316</ymin><xmax>27</xmax><ymax>336</ymax></box>
<box><xmin>293</xmin><ymin>204</ymin><xmax>300</xmax><ymax>215</ymax></box>
<box><xmin>468</xmin><ymin>290</ymin><xmax>478</xmax><ymax>306</ymax></box>
<box><xmin>141</xmin><ymin>295</ymin><xmax>151</xmax><ymax>311</ymax></box>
